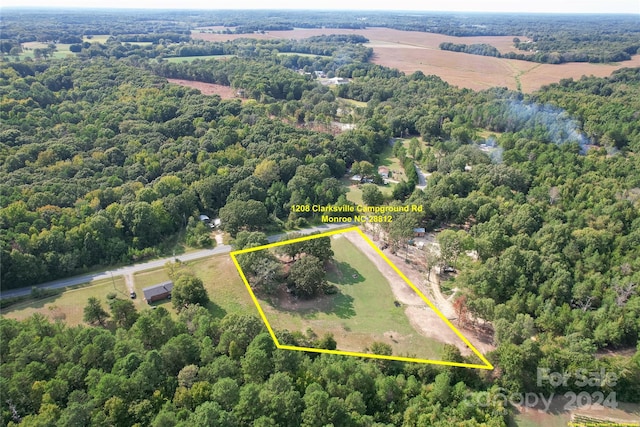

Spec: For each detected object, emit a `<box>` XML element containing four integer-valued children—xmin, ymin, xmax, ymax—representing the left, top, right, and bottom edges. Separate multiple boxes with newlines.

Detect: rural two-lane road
<box><xmin>0</xmin><ymin>223</ymin><xmax>350</xmax><ymax>300</ymax></box>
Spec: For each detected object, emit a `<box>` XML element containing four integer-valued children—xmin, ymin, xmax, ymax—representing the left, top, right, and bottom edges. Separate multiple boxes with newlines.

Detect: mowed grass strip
<box><xmin>261</xmin><ymin>236</ymin><xmax>443</xmax><ymax>359</ymax></box>
<box><xmin>2</xmin><ymin>276</ymin><xmax>129</xmax><ymax>325</ymax></box>
<box><xmin>3</xmin><ymin>254</ymin><xmax>257</xmax><ymax>326</ymax></box>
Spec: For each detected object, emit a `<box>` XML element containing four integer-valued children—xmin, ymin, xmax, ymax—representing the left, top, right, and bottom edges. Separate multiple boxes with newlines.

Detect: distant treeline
<box><xmin>2</xmin><ymin>9</ymin><xmax>638</xmax><ymax>64</ymax></box>
<box><xmin>439</xmin><ymin>43</ymin><xmax>501</xmax><ymax>58</ymax></box>
<box><xmin>440</xmin><ymin>41</ymin><xmax>639</xmax><ymax>64</ymax></box>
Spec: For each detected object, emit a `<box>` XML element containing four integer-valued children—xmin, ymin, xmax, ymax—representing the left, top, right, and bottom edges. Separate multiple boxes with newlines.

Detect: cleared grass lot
<box><xmin>2</xmin><ymin>276</ymin><xmax>128</xmax><ymax>325</ymax></box>
<box><xmin>3</xmin><ymin>254</ymin><xmax>257</xmax><ymax>325</ymax></box>
<box><xmin>341</xmin><ymin>178</ymin><xmax>395</xmax><ymax>206</ymax></box>
<box><xmin>132</xmin><ymin>254</ymin><xmax>256</xmax><ymax>318</ymax></box>
<box><xmin>258</xmin><ymin>235</ymin><xmax>444</xmax><ymax>359</ymax></box>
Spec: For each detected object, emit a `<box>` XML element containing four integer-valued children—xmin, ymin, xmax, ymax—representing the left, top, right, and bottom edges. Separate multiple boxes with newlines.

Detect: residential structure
<box><xmin>142</xmin><ymin>281</ymin><xmax>174</xmax><ymax>303</ymax></box>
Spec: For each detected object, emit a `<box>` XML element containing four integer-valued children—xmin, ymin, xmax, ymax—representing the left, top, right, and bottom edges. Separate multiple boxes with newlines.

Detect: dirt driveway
<box><xmin>342</xmin><ymin>229</ymin><xmax>494</xmax><ymax>356</ymax></box>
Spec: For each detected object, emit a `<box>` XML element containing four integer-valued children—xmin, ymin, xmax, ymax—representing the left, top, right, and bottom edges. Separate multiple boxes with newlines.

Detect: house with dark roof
<box><xmin>143</xmin><ymin>281</ymin><xmax>173</xmax><ymax>303</ymax></box>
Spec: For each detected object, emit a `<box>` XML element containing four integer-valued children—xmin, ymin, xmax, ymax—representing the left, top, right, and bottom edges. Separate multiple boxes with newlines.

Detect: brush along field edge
<box><xmin>230</xmin><ymin>226</ymin><xmax>494</xmax><ymax>370</ymax></box>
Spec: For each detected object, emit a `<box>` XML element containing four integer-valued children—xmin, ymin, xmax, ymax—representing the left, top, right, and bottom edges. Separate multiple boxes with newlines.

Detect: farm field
<box><xmin>192</xmin><ymin>27</ymin><xmax>640</xmax><ymax>92</ymax></box>
<box><xmin>252</xmin><ymin>231</ymin><xmax>480</xmax><ymax>362</ymax></box>
<box><xmin>166</xmin><ymin>78</ymin><xmax>239</xmax><ymax>99</ymax></box>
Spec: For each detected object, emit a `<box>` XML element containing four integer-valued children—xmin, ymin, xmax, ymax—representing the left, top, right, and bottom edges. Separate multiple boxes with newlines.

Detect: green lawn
<box><xmin>134</xmin><ymin>254</ymin><xmax>256</xmax><ymax>318</ymax></box>
<box><xmin>341</xmin><ymin>178</ymin><xmax>395</xmax><ymax>205</ymax></box>
<box><xmin>2</xmin><ymin>276</ymin><xmax>128</xmax><ymax>325</ymax></box>
<box><xmin>337</xmin><ymin>97</ymin><xmax>368</xmax><ymax>108</ymax></box>
<box><xmin>3</xmin><ymin>253</ymin><xmax>257</xmax><ymax>325</ymax></box>
<box><xmin>377</xmin><ymin>143</ymin><xmax>407</xmax><ymax>182</ymax></box>
<box><xmin>258</xmin><ymin>235</ymin><xmax>444</xmax><ymax>359</ymax></box>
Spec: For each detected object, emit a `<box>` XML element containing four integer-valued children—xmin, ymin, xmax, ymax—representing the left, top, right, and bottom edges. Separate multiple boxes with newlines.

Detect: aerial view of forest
<box><xmin>1</xmin><ymin>4</ymin><xmax>639</xmax><ymax>427</ymax></box>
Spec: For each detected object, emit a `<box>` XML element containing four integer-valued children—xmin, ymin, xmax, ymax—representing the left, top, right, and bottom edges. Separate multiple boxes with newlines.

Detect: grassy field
<box><xmin>377</xmin><ymin>143</ymin><xmax>407</xmax><ymax>181</ymax></box>
<box><xmin>476</xmin><ymin>129</ymin><xmax>503</xmax><ymax>140</ymax></box>
<box><xmin>133</xmin><ymin>254</ymin><xmax>256</xmax><ymax>318</ymax></box>
<box><xmin>337</xmin><ymin>97</ymin><xmax>368</xmax><ymax>108</ymax></box>
<box><xmin>257</xmin><ymin>236</ymin><xmax>444</xmax><ymax>359</ymax></box>
<box><xmin>341</xmin><ymin>178</ymin><xmax>395</xmax><ymax>205</ymax></box>
<box><xmin>3</xmin><ymin>253</ymin><xmax>257</xmax><ymax>325</ymax></box>
<box><xmin>2</xmin><ymin>276</ymin><xmax>129</xmax><ymax>325</ymax></box>
<box><xmin>83</xmin><ymin>35</ymin><xmax>111</xmax><ymax>43</ymax></box>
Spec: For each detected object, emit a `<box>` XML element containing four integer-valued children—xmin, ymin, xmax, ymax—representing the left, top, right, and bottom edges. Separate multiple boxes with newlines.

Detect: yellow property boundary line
<box><xmin>230</xmin><ymin>226</ymin><xmax>494</xmax><ymax>370</ymax></box>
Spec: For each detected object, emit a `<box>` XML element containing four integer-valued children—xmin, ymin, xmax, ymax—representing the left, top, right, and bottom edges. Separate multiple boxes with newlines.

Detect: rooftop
<box><xmin>142</xmin><ymin>281</ymin><xmax>173</xmax><ymax>300</ymax></box>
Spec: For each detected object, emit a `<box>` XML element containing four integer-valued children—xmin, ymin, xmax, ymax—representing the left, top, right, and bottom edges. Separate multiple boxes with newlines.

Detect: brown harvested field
<box><xmin>167</xmin><ymin>78</ymin><xmax>238</xmax><ymax>99</ymax></box>
<box><xmin>192</xmin><ymin>27</ymin><xmax>640</xmax><ymax>92</ymax></box>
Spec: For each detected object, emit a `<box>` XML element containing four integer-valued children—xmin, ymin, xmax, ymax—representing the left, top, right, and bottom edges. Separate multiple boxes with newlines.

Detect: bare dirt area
<box><xmin>518</xmin><ymin>57</ymin><xmax>640</xmax><ymax>92</ymax></box>
<box><xmin>166</xmin><ymin>78</ymin><xmax>238</xmax><ymax>99</ymax></box>
<box><xmin>192</xmin><ymin>27</ymin><xmax>640</xmax><ymax>92</ymax></box>
<box><xmin>342</xmin><ymin>230</ymin><xmax>494</xmax><ymax>357</ymax></box>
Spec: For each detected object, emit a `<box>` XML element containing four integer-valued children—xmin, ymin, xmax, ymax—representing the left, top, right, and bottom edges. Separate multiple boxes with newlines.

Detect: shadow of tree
<box><xmin>265</xmin><ymin>290</ymin><xmax>356</xmax><ymax>320</ymax></box>
<box><xmin>326</xmin><ymin>261</ymin><xmax>365</xmax><ymax>285</ymax></box>
<box><xmin>206</xmin><ymin>300</ymin><xmax>227</xmax><ymax>319</ymax></box>
<box><xmin>328</xmin><ymin>293</ymin><xmax>356</xmax><ymax>318</ymax></box>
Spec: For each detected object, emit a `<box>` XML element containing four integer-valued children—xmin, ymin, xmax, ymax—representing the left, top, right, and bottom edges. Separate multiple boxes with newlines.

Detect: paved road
<box><xmin>0</xmin><ymin>223</ymin><xmax>351</xmax><ymax>299</ymax></box>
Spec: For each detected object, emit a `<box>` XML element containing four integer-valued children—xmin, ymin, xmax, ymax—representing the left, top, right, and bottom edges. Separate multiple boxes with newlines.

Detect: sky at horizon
<box><xmin>2</xmin><ymin>0</ymin><xmax>639</xmax><ymax>14</ymax></box>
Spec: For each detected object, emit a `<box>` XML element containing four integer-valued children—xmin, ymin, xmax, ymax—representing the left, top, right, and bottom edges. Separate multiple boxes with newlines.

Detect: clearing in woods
<box><xmin>166</xmin><ymin>78</ymin><xmax>239</xmax><ymax>99</ymax></box>
<box><xmin>192</xmin><ymin>27</ymin><xmax>640</xmax><ymax>92</ymax></box>
<box><xmin>231</xmin><ymin>227</ymin><xmax>492</xmax><ymax>368</ymax></box>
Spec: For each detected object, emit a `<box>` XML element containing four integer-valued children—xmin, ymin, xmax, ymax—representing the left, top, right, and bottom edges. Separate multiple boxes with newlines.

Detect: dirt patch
<box><xmin>192</xmin><ymin>27</ymin><xmax>640</xmax><ymax>92</ymax></box>
<box><xmin>403</xmin><ymin>306</ymin><xmax>472</xmax><ymax>356</ymax></box>
<box><xmin>263</xmin><ymin>280</ymin><xmax>337</xmax><ymax>314</ymax></box>
<box><xmin>166</xmin><ymin>78</ymin><xmax>238</xmax><ymax>99</ymax></box>
<box><xmin>342</xmin><ymin>230</ymin><xmax>494</xmax><ymax>357</ymax></box>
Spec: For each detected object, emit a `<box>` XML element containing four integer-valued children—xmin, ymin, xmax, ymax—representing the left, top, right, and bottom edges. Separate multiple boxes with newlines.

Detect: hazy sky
<box><xmin>3</xmin><ymin>0</ymin><xmax>639</xmax><ymax>14</ymax></box>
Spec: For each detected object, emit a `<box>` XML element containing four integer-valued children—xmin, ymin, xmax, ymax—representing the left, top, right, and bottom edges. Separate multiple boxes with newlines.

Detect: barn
<box><xmin>142</xmin><ymin>281</ymin><xmax>174</xmax><ymax>303</ymax></box>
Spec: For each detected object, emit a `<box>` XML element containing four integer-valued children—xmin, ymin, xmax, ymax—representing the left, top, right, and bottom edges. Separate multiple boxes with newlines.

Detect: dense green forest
<box><xmin>1</xmin><ymin>9</ymin><xmax>640</xmax><ymax>426</ymax></box>
<box><xmin>0</xmin><ymin>309</ymin><xmax>510</xmax><ymax>426</ymax></box>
